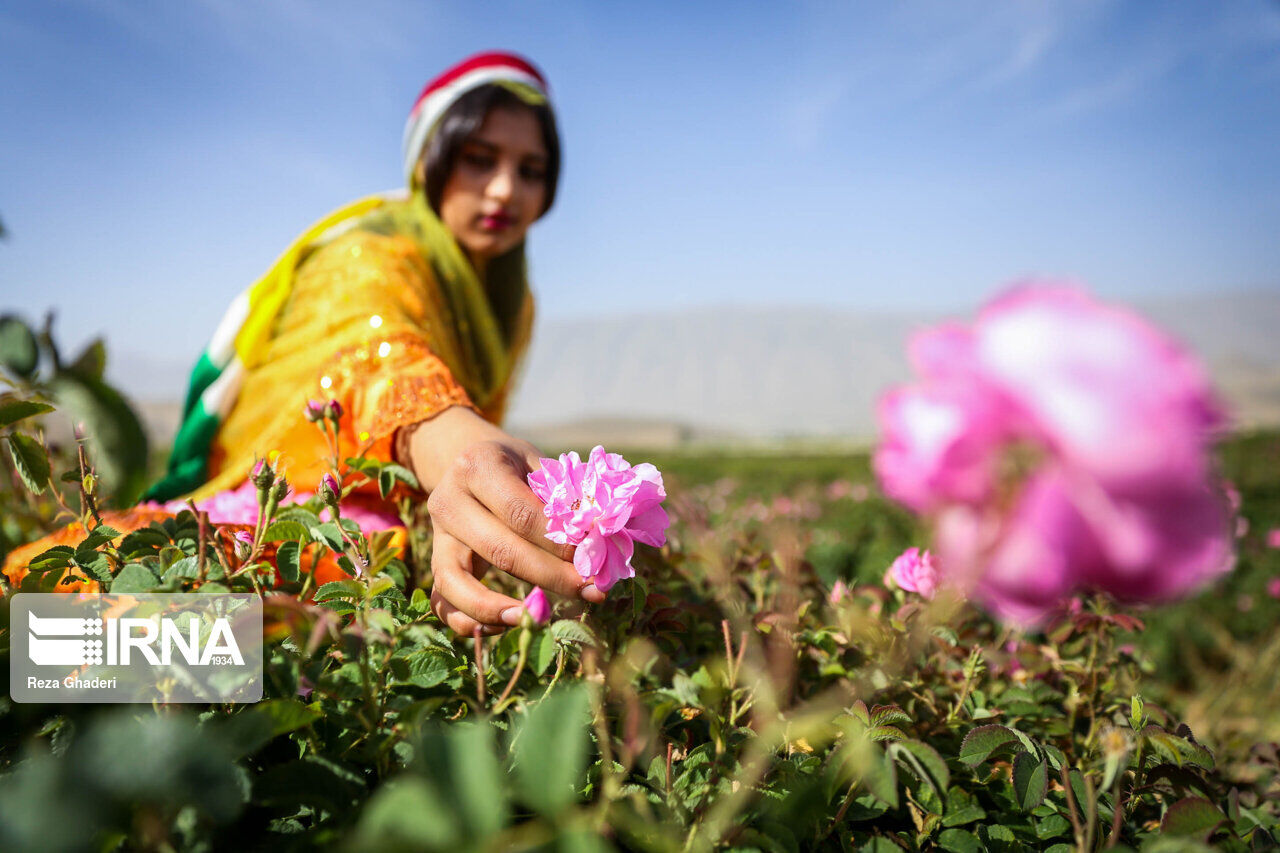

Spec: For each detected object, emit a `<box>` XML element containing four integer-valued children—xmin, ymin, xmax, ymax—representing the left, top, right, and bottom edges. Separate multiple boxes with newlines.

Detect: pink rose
<box><xmin>1267</xmin><ymin>577</ymin><xmax>1280</xmax><ymax>600</ymax></box>
<box><xmin>887</xmin><ymin>547</ymin><xmax>939</xmax><ymax>599</ymax></box>
<box><xmin>875</xmin><ymin>283</ymin><xmax>1234</xmax><ymax>625</ymax></box>
<box><xmin>527</xmin><ymin>446</ymin><xmax>669</xmax><ymax>593</ymax></box>
<box><xmin>829</xmin><ymin>579</ymin><xmax>849</xmax><ymax>604</ymax></box>
<box><xmin>304</xmin><ymin>400</ymin><xmax>327</xmax><ymax>423</ymax></box>
<box><xmin>1267</xmin><ymin>529</ymin><xmax>1280</xmax><ymax>550</ymax></box>
<box><xmin>522</xmin><ymin>587</ymin><xmax>551</xmax><ymax>625</ymax></box>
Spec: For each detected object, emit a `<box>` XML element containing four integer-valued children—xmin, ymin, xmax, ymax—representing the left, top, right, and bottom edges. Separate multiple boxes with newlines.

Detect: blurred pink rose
<box><xmin>1267</xmin><ymin>577</ymin><xmax>1280</xmax><ymax>599</ymax></box>
<box><xmin>150</xmin><ymin>480</ymin><xmax>399</xmax><ymax>534</ymax></box>
<box><xmin>1267</xmin><ymin>529</ymin><xmax>1280</xmax><ymax>549</ymax></box>
<box><xmin>829</xmin><ymin>579</ymin><xmax>849</xmax><ymax>604</ymax></box>
<box><xmin>522</xmin><ymin>587</ymin><xmax>551</xmax><ymax>625</ymax></box>
<box><xmin>527</xmin><ymin>446</ymin><xmax>669</xmax><ymax>593</ymax></box>
<box><xmin>887</xmin><ymin>547</ymin><xmax>939</xmax><ymax>599</ymax></box>
<box><xmin>875</xmin><ymin>283</ymin><xmax>1234</xmax><ymax>625</ymax></box>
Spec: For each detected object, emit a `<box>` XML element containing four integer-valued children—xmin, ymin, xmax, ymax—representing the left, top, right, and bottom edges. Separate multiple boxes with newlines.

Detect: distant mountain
<box><xmin>121</xmin><ymin>290</ymin><xmax>1280</xmax><ymax>447</ymax></box>
<box><xmin>504</xmin><ymin>290</ymin><xmax>1280</xmax><ymax>443</ymax></box>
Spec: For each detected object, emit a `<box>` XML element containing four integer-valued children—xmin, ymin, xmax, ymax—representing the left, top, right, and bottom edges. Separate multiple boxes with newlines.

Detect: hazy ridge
<box><xmin>119</xmin><ymin>290</ymin><xmax>1280</xmax><ymax>447</ymax></box>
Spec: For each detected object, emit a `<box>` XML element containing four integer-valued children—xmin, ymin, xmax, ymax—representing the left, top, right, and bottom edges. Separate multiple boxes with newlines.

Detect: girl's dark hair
<box><xmin>422</xmin><ymin>83</ymin><xmax>561</xmax><ymax>216</ymax></box>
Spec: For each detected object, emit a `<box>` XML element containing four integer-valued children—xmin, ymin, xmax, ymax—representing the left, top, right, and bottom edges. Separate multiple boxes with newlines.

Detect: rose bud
<box><xmin>304</xmin><ymin>399</ymin><xmax>327</xmax><ymax>423</ymax></box>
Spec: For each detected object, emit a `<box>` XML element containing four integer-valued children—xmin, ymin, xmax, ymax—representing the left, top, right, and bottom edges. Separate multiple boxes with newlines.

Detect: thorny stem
<box><xmin>75</xmin><ymin>437</ymin><xmax>102</xmax><ymax>527</ymax></box>
<box><xmin>947</xmin><ymin>647</ymin><xmax>982</xmax><ymax>722</ymax></box>
<box><xmin>187</xmin><ymin>501</ymin><xmax>208</xmax><ymax>582</ymax></box>
<box><xmin>493</xmin><ymin>627</ymin><xmax>532</xmax><ymax>712</ymax></box>
<box><xmin>1062</xmin><ymin>764</ymin><xmax>1085</xmax><ymax>851</ymax></box>
<box><xmin>473</xmin><ymin>626</ymin><xmax>487</xmax><ymax>705</ymax></box>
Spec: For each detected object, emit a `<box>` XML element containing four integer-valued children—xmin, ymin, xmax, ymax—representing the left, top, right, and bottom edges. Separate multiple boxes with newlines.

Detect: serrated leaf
<box><xmin>79</xmin><ymin>525</ymin><xmax>121</xmax><ymax>551</ymax></box>
<box><xmin>75</xmin><ymin>551</ymin><xmax>113</xmax><ymax>584</ymax></box>
<box><xmin>958</xmin><ymin>724</ymin><xmax>1022</xmax><ymax>766</ymax></box>
<box><xmin>313</xmin><ymin>579</ymin><xmax>364</xmax><ymax>603</ymax></box>
<box><xmin>263</xmin><ymin>520</ymin><xmax>310</xmax><ymax>542</ymax></box>
<box><xmin>870</xmin><ymin>704</ymin><xmax>911</xmax><ymax>727</ymax></box>
<box><xmin>7</xmin><ymin>432</ymin><xmax>50</xmax><ymax>493</ymax></box>
<box><xmin>276</xmin><ymin>541</ymin><xmax>301</xmax><ymax>583</ymax></box>
<box><xmin>0</xmin><ymin>399</ymin><xmax>54</xmax><ymax>428</ymax></box>
<box><xmin>1012</xmin><ymin>751</ymin><xmax>1048</xmax><ymax>811</ymax></box>
<box><xmin>111</xmin><ymin>563</ymin><xmax>160</xmax><ymax>593</ymax></box>
<box><xmin>1161</xmin><ymin>797</ymin><xmax>1224</xmax><ymax>839</ymax></box>
<box><xmin>401</xmin><ymin>649</ymin><xmax>452</xmax><ymax>688</ymax></box>
<box><xmin>550</xmin><ymin>619</ymin><xmax>598</xmax><ymax>648</ymax></box>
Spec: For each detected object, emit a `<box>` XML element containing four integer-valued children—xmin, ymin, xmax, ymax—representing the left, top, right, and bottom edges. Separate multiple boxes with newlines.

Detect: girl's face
<box><xmin>437</xmin><ymin>106</ymin><xmax>549</xmax><ymax>266</ymax></box>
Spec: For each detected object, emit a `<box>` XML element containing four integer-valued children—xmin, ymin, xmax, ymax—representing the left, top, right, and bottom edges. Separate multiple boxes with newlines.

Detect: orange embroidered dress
<box><xmin>2</xmin><ymin>186</ymin><xmax>535</xmax><ymax>589</ymax></box>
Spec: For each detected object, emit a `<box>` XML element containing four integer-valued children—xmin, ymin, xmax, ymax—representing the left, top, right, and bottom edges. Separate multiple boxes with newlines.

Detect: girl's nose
<box><xmin>486</xmin><ymin>164</ymin><xmax>515</xmax><ymax>203</ymax></box>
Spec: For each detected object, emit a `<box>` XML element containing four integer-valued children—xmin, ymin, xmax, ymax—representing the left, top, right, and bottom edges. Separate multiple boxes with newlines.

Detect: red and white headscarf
<box><xmin>402</xmin><ymin>51</ymin><xmax>550</xmax><ymax>184</ymax></box>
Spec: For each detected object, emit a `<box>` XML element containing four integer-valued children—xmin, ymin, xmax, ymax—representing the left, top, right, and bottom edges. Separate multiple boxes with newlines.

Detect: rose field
<box><xmin>2</xmin><ymin>290</ymin><xmax>1280</xmax><ymax>852</ymax></box>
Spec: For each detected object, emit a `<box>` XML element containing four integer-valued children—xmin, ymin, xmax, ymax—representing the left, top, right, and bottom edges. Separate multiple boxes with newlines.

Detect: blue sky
<box><xmin>3</xmin><ymin>1</ymin><xmax>1279</xmax><ymax>397</ymax></box>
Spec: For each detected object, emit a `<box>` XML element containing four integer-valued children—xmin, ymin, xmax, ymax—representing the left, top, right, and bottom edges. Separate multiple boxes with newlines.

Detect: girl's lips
<box><xmin>479</xmin><ymin>212</ymin><xmax>513</xmax><ymax>232</ymax></box>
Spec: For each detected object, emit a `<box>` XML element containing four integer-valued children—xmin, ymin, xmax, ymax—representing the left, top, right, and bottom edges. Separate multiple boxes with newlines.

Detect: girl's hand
<box><xmin>399</xmin><ymin>407</ymin><xmax>605</xmax><ymax>635</ymax></box>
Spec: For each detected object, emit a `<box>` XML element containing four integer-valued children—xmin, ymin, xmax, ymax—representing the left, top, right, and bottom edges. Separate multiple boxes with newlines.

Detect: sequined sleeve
<box><xmin>297</xmin><ymin>231</ymin><xmax>480</xmax><ymax>467</ymax></box>
<box><xmin>324</xmin><ymin>331</ymin><xmax>478</xmax><ymax>464</ymax></box>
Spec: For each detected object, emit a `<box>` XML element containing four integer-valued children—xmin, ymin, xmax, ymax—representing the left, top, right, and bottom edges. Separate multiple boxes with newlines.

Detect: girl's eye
<box><xmin>462</xmin><ymin>152</ymin><xmax>495</xmax><ymax>170</ymax></box>
<box><xmin>520</xmin><ymin>165</ymin><xmax>547</xmax><ymax>182</ymax></box>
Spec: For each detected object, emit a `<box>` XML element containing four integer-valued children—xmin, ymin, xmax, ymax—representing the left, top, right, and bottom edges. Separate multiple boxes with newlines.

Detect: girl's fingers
<box><xmin>429</xmin><ymin>527</ymin><xmax>526</xmax><ymax>628</ymax></box>
<box><xmin>430</xmin><ymin>587</ymin><xmax>505</xmax><ymax>636</ymax></box>
<box><xmin>467</xmin><ymin>452</ymin><xmax>577</xmax><ymax>563</ymax></box>
<box><xmin>436</xmin><ymin>490</ymin><xmax>585</xmax><ymax>598</ymax></box>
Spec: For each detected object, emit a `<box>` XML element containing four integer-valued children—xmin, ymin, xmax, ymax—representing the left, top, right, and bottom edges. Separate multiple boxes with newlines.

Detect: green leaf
<box><xmin>513</xmin><ymin>683</ymin><xmax>591</xmax><ymax>816</ymax></box>
<box><xmin>891</xmin><ymin>739</ymin><xmax>949</xmax><ymax>795</ymax></box>
<box><xmin>958</xmin><ymin>724</ymin><xmax>1022</xmax><ymax>766</ymax></box>
<box><xmin>6</xmin><ymin>433</ymin><xmax>50</xmax><ymax>493</ymax></box>
<box><xmin>263</xmin><ymin>520</ymin><xmax>310</xmax><ymax>542</ymax></box>
<box><xmin>313</xmin><ymin>579</ymin><xmax>364</xmax><ymax>603</ymax></box>
<box><xmin>69</xmin><ymin>338</ymin><xmax>106</xmax><ymax>379</ymax></box>
<box><xmin>352</xmin><ymin>776</ymin><xmax>460</xmax><ymax>850</ymax></box>
<box><xmin>0</xmin><ymin>399</ymin><xmax>53</xmax><ymax>428</ymax></box>
<box><xmin>250</xmin><ymin>699</ymin><xmax>323</xmax><ymax>737</ymax></box>
<box><xmin>1012</xmin><ymin>752</ymin><xmax>1048</xmax><ymax>811</ymax></box>
<box><xmin>1035</xmin><ymin>814</ymin><xmax>1072</xmax><ymax>840</ymax></box>
<box><xmin>313</xmin><ymin>520</ymin><xmax>345</xmax><ymax>550</ymax></box>
<box><xmin>531</xmin><ymin>629</ymin><xmax>556</xmax><ymax>675</ymax></box>
<box><xmin>49</xmin><ymin>371</ymin><xmax>149</xmax><ymax>502</ymax></box>
<box><xmin>549</xmin><ymin>619</ymin><xmax>598</xmax><ymax>648</ymax></box>
<box><xmin>401</xmin><ymin>649</ymin><xmax>452</xmax><ymax>688</ymax></box>
<box><xmin>0</xmin><ymin>315</ymin><xmax>39</xmax><ymax>377</ymax></box>
<box><xmin>863</xmin><ymin>744</ymin><xmax>899</xmax><ymax>809</ymax></box>
<box><xmin>79</xmin><ymin>525</ymin><xmax>121</xmax><ymax>551</ymax></box>
<box><xmin>451</xmin><ymin>721</ymin><xmax>507</xmax><ymax>839</ymax></box>
<box><xmin>937</xmin><ymin>828</ymin><xmax>983</xmax><ymax>853</ymax></box>
<box><xmin>1161</xmin><ymin>797</ymin><xmax>1224</xmax><ymax>839</ymax></box>
<box><xmin>75</xmin><ymin>551</ymin><xmax>113</xmax><ymax>584</ymax></box>
<box><xmin>276</xmin><ymin>541</ymin><xmax>301</xmax><ymax>584</ymax></box>
<box><xmin>942</xmin><ymin>787</ymin><xmax>986</xmax><ymax>827</ymax></box>
<box><xmin>162</xmin><ymin>555</ymin><xmax>201</xmax><ymax>582</ymax></box>
<box><xmin>111</xmin><ymin>563</ymin><xmax>160</xmax><ymax>593</ymax></box>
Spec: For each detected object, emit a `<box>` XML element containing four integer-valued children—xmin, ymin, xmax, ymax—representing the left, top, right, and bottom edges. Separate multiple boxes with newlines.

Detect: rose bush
<box><xmin>0</xmin><ymin>314</ymin><xmax>1276</xmax><ymax>851</ymax></box>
